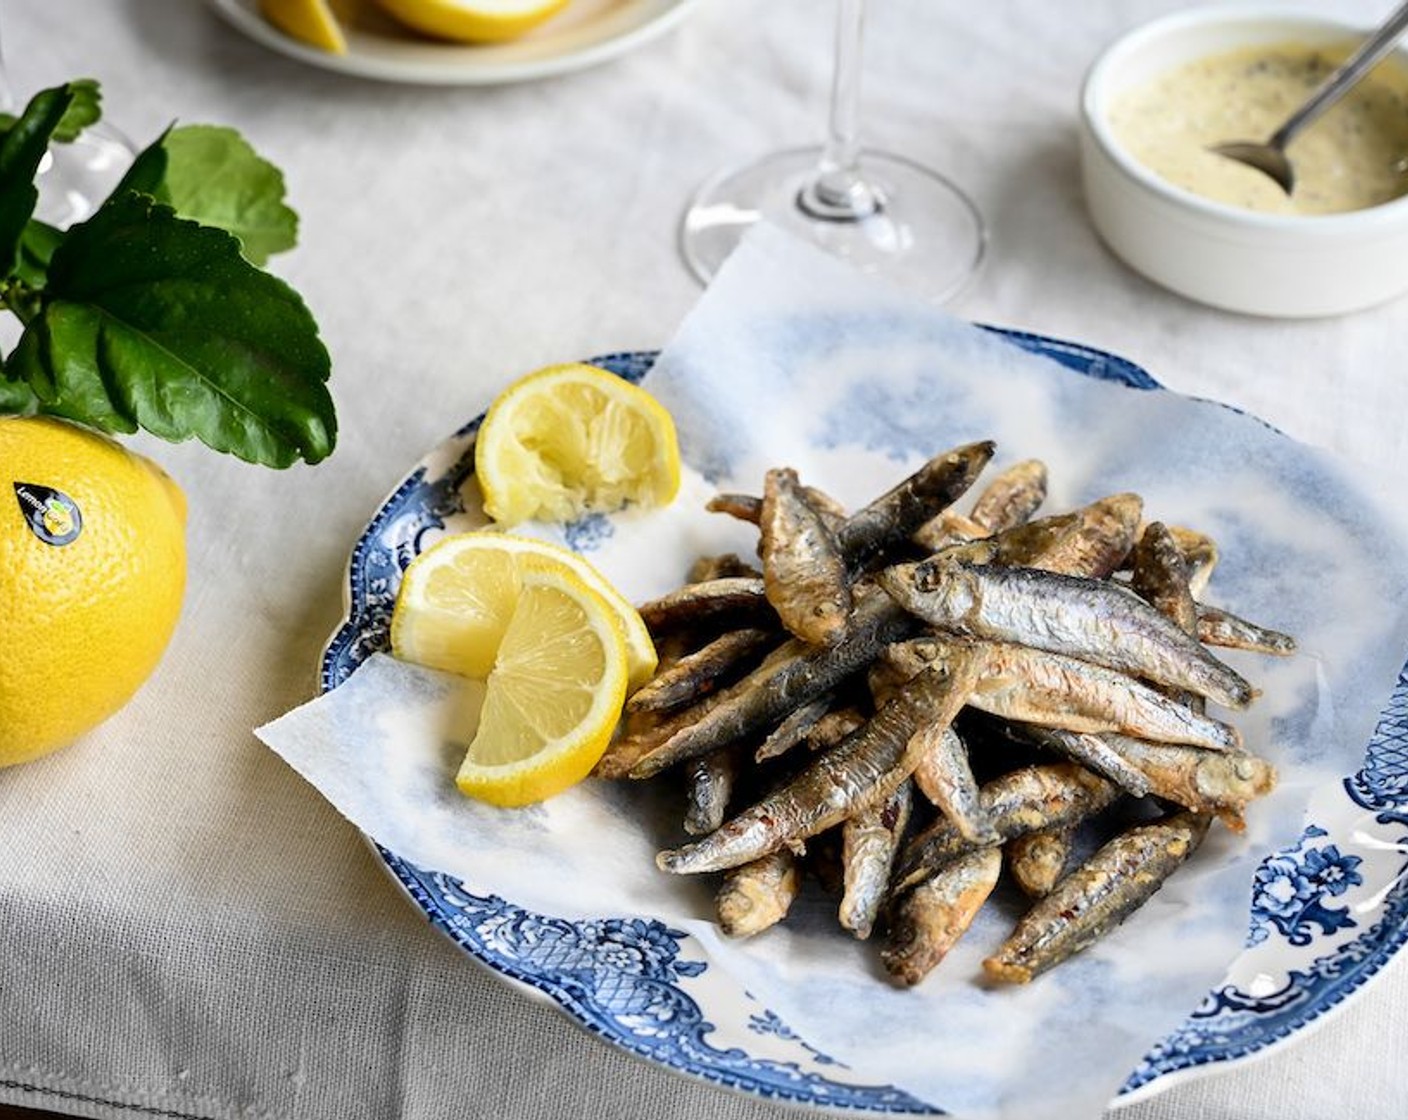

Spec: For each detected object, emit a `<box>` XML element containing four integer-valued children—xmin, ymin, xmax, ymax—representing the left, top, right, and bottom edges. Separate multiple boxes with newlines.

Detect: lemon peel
<box><xmin>0</xmin><ymin>417</ymin><xmax>186</xmax><ymax>767</ymax></box>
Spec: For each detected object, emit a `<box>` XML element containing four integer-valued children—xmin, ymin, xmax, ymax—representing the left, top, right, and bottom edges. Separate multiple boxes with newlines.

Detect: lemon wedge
<box><xmin>259</xmin><ymin>0</ymin><xmax>348</xmax><ymax>52</ymax></box>
<box><xmin>390</xmin><ymin>529</ymin><xmax>656</xmax><ymax>688</ymax></box>
<box><xmin>456</xmin><ymin>558</ymin><xmax>628</xmax><ymax>806</ymax></box>
<box><xmin>371</xmin><ymin>0</ymin><xmax>569</xmax><ymax>43</ymax></box>
<box><xmin>475</xmin><ymin>363</ymin><xmax>681</xmax><ymax>526</ymax></box>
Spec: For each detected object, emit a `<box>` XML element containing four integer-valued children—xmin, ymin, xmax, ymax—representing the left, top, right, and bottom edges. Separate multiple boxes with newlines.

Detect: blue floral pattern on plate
<box><xmin>320</xmin><ymin>341</ymin><xmax>1408</xmax><ymax>1114</ymax></box>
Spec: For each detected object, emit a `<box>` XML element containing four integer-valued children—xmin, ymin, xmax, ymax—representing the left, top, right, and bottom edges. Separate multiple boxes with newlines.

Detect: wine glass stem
<box><xmin>799</xmin><ymin>0</ymin><xmax>883</xmax><ymax>221</ymax></box>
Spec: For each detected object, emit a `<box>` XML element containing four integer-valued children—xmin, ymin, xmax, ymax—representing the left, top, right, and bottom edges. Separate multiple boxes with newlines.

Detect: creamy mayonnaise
<box><xmin>1109</xmin><ymin>41</ymin><xmax>1408</xmax><ymax>215</ymax></box>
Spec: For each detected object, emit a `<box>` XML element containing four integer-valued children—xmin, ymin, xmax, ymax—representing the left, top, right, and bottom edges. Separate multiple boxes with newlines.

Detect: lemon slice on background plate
<box><xmin>475</xmin><ymin>362</ymin><xmax>681</xmax><ymax>526</ymax></box>
<box><xmin>390</xmin><ymin>529</ymin><xmax>656</xmax><ymax>689</ymax></box>
<box><xmin>372</xmin><ymin>0</ymin><xmax>570</xmax><ymax>43</ymax></box>
<box><xmin>258</xmin><ymin>0</ymin><xmax>348</xmax><ymax>51</ymax></box>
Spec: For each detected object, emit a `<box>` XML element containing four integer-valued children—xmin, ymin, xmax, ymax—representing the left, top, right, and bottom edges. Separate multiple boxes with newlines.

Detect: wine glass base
<box><xmin>680</xmin><ymin>145</ymin><xmax>986</xmax><ymax>304</ymax></box>
<box><xmin>33</xmin><ymin>121</ymin><xmax>135</xmax><ymax>228</ymax></box>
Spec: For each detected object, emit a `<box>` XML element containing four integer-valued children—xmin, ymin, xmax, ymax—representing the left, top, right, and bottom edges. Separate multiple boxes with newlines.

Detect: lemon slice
<box><xmin>456</xmin><ymin>559</ymin><xmax>628</xmax><ymax>806</ymax></box>
<box><xmin>475</xmin><ymin>363</ymin><xmax>681</xmax><ymax>527</ymax></box>
<box><xmin>390</xmin><ymin>529</ymin><xmax>657</xmax><ymax>688</ymax></box>
<box><xmin>372</xmin><ymin>0</ymin><xmax>569</xmax><ymax>43</ymax></box>
<box><xmin>259</xmin><ymin>0</ymin><xmax>348</xmax><ymax>52</ymax></box>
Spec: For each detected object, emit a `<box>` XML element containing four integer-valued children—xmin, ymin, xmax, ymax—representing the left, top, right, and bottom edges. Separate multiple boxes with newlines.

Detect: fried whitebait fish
<box><xmin>883</xmin><ymin>847</ymin><xmax>1003</xmax><ymax>987</ymax></box>
<box><xmin>983</xmin><ymin>812</ymin><xmax>1212</xmax><ymax>984</ymax></box>
<box><xmin>760</xmin><ymin>467</ymin><xmax>852</xmax><ymax>646</ymax></box>
<box><xmin>879</xmin><ymin>559</ymin><xmax>1255</xmax><ymax>709</ymax></box>
<box><xmin>657</xmin><ymin>665</ymin><xmax>970</xmax><ymax>875</ymax></box>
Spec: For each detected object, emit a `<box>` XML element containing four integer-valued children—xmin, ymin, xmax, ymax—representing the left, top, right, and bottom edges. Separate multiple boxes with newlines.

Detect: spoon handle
<box><xmin>1270</xmin><ymin>0</ymin><xmax>1408</xmax><ymax>149</ymax></box>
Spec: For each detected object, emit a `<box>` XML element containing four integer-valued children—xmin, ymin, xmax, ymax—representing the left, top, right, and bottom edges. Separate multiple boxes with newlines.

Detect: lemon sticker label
<box><xmin>13</xmin><ymin>482</ymin><xmax>83</xmax><ymax>547</ymax></box>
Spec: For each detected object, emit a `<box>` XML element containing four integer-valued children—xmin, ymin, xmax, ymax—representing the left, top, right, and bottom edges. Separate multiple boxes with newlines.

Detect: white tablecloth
<box><xmin>1</xmin><ymin>1</ymin><xmax>1404</xmax><ymax>1118</ymax></box>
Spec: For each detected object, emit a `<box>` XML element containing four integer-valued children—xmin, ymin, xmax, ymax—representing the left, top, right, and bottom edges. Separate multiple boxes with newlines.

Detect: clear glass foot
<box><xmin>680</xmin><ymin>145</ymin><xmax>986</xmax><ymax>304</ymax></box>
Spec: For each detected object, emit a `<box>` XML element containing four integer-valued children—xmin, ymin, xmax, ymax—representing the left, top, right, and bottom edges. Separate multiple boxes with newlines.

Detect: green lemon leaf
<box><xmin>12</xmin><ymin>219</ymin><xmax>64</xmax><ymax>289</ymax></box>
<box><xmin>152</xmin><ymin>125</ymin><xmax>297</xmax><ymax>265</ymax></box>
<box><xmin>109</xmin><ymin>125</ymin><xmax>170</xmax><ymax>199</ymax></box>
<box><xmin>50</xmin><ymin>79</ymin><xmax>102</xmax><ymax>143</ymax></box>
<box><xmin>0</xmin><ymin>364</ymin><xmax>40</xmax><ymax>414</ymax></box>
<box><xmin>0</xmin><ymin>84</ymin><xmax>77</xmax><ymax>277</ymax></box>
<box><xmin>11</xmin><ymin>192</ymin><xmax>336</xmax><ymax>466</ymax></box>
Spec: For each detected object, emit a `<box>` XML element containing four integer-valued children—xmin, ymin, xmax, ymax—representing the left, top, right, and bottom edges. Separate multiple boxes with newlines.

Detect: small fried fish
<box><xmin>840</xmin><ymin>780</ymin><xmax>914</xmax><ymax>939</ymax></box>
<box><xmin>882</xmin><ymin>847</ymin><xmax>1003</xmax><ymax>987</ymax></box>
<box><xmin>717</xmin><ymin>849</ymin><xmax>801</xmax><ymax>937</ymax></box>
<box><xmin>1007</xmin><ymin>824</ymin><xmax>1078</xmax><ymax>899</ymax></box>
<box><xmin>631</xmin><ymin>595</ymin><xmax>918</xmax><ymax>779</ymax></box>
<box><xmin>1099</xmin><ymin>734</ymin><xmax>1277</xmax><ymax>831</ymax></box>
<box><xmin>657</xmin><ymin>665</ymin><xmax>970</xmax><ymax>875</ymax></box>
<box><xmin>879</xmin><ymin>559</ymin><xmax>1255</xmax><ymax>709</ymax></box>
<box><xmin>910</xmin><ymin>723</ymin><xmax>997</xmax><ymax>843</ymax></box>
<box><xmin>983</xmin><ymin>812</ymin><xmax>1211</xmax><ymax>983</ymax></box>
<box><xmin>761</xmin><ymin>468</ymin><xmax>853</xmax><ymax>646</ymax></box>
<box><xmin>885</xmin><ymin>636</ymin><xmax>1243</xmax><ymax>752</ymax></box>
<box><xmin>892</xmin><ymin>762</ymin><xmax>1118</xmax><ymax>893</ymax></box>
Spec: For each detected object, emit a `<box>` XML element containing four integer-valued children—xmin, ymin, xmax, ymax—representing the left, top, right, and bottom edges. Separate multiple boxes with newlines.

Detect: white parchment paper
<box><xmin>257</xmin><ymin>225</ymin><xmax>1408</xmax><ymax>1119</ymax></box>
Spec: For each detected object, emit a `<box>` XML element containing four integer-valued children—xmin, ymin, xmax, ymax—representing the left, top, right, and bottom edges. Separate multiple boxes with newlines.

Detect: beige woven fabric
<box><xmin>1</xmin><ymin>1</ymin><xmax>1405</xmax><ymax>1118</ymax></box>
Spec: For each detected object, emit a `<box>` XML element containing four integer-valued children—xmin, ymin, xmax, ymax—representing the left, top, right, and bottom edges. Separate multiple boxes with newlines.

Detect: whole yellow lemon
<box><xmin>0</xmin><ymin>416</ymin><xmax>187</xmax><ymax>767</ymax></box>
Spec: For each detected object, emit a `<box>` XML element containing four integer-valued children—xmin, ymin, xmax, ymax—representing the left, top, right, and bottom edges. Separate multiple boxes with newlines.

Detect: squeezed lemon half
<box><xmin>474</xmin><ymin>363</ymin><xmax>681</xmax><ymax>527</ymax></box>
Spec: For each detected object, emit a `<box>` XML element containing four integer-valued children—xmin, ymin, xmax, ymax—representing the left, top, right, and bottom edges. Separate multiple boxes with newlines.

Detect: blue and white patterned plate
<box><xmin>319</xmin><ymin>340</ymin><xmax>1408</xmax><ymax>1114</ymax></box>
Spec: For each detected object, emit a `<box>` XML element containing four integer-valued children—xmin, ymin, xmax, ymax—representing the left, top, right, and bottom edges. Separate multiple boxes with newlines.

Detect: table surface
<box><xmin>2</xmin><ymin>2</ymin><xmax>1406</xmax><ymax>1119</ymax></box>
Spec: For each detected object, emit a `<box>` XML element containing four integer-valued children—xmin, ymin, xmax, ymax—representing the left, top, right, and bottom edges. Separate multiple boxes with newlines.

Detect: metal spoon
<box><xmin>1213</xmin><ymin>0</ymin><xmax>1408</xmax><ymax>195</ymax></box>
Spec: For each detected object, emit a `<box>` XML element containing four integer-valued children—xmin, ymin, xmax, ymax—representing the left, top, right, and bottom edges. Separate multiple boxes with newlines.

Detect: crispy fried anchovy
<box><xmin>879</xmin><ymin>559</ymin><xmax>1255</xmax><ymax>709</ymax></box>
<box><xmin>1165</xmin><ymin>526</ymin><xmax>1219</xmax><ymax>598</ymax></box>
<box><xmin>970</xmin><ymin>458</ymin><xmax>1049</xmax><ymax>532</ymax></box>
<box><xmin>983</xmin><ymin>812</ymin><xmax>1211</xmax><ymax>983</ymax></box>
<box><xmin>687</xmin><ymin>552</ymin><xmax>762</xmax><ymax>582</ymax></box>
<box><xmin>948</xmin><ymin>493</ymin><xmax>1143</xmax><ymax>579</ymax></box>
<box><xmin>1131</xmin><ymin>522</ymin><xmax>1199</xmax><ymax>639</ymax></box>
<box><xmin>594</xmin><ymin>709</ymin><xmax>673</xmax><ymax>780</ymax></box>
<box><xmin>1015</xmin><ymin>725</ymin><xmax>1153</xmax><ymax>798</ymax></box>
<box><xmin>684</xmin><ymin>744</ymin><xmax>744</xmax><ymax>836</ymax></box>
<box><xmin>1100</xmin><ymin>735</ymin><xmax>1277</xmax><ymax>831</ymax></box>
<box><xmin>707</xmin><ymin>487</ymin><xmax>847</xmax><ymax>529</ymax></box>
<box><xmin>885</xmin><ymin>636</ymin><xmax>1242</xmax><ymax>752</ymax></box>
<box><xmin>756</xmin><ymin>693</ymin><xmax>835</xmax><ymax>762</ymax></box>
<box><xmin>761</xmin><ymin>468</ymin><xmax>853</xmax><ymax>645</ymax></box>
<box><xmin>1196</xmin><ymin>605</ymin><xmax>1297</xmax><ymax>656</ymax></box>
<box><xmin>892</xmin><ymin>762</ymin><xmax>1118</xmax><ymax>893</ymax></box>
<box><xmin>1008</xmin><ymin>824</ymin><xmax>1079</xmax><ymax>899</ymax></box>
<box><xmin>840</xmin><ymin>780</ymin><xmax>914</xmax><ymax>939</ymax></box>
<box><xmin>882</xmin><ymin>846</ymin><xmax>1002</xmax><ymax>986</ymax></box>
<box><xmin>805</xmin><ymin>707</ymin><xmax>868</xmax><ymax>753</ymax></box>
<box><xmin>913</xmin><ymin>510</ymin><xmax>986</xmax><ymax>552</ymax></box>
<box><xmin>626</xmin><ymin>627</ymin><xmax>777</xmax><ymax>716</ymax></box>
<box><xmin>637</xmin><ymin>577</ymin><xmax>774</xmax><ymax>635</ymax></box>
<box><xmin>600</xmin><ymin>640</ymin><xmax>803</xmax><ymax>778</ymax></box>
<box><xmin>631</xmin><ymin>595</ymin><xmax>919</xmax><ymax>779</ymax></box>
<box><xmin>656</xmin><ymin>665</ymin><xmax>970</xmax><ymax>874</ymax></box>
<box><xmin>706</xmin><ymin>493</ymin><xmax>762</xmax><ymax>524</ymax></box>
<box><xmin>716</xmin><ymin>848</ymin><xmax>801</xmax><ymax>937</ymax></box>
<box><xmin>910</xmin><ymin>724</ymin><xmax>998</xmax><ymax>843</ymax></box>
<box><xmin>913</xmin><ymin>458</ymin><xmax>1048</xmax><ymax>551</ymax></box>
<box><xmin>834</xmin><ymin>441</ymin><xmax>995</xmax><ymax>566</ymax></box>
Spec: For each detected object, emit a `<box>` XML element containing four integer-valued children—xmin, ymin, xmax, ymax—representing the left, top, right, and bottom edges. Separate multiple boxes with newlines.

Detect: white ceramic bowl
<box><xmin>1080</xmin><ymin>5</ymin><xmax>1408</xmax><ymax>318</ymax></box>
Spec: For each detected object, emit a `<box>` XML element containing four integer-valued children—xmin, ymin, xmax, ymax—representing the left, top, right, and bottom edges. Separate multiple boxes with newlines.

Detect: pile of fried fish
<box><xmin>595</xmin><ymin>442</ymin><xmax>1294</xmax><ymax>986</ymax></box>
